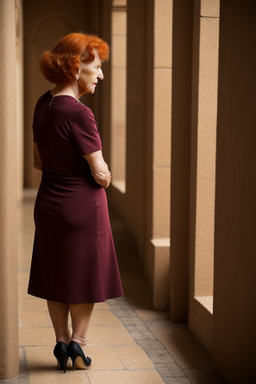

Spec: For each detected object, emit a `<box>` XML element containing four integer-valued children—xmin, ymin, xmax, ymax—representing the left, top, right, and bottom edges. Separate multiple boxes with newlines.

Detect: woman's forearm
<box><xmin>84</xmin><ymin>151</ymin><xmax>111</xmax><ymax>188</ymax></box>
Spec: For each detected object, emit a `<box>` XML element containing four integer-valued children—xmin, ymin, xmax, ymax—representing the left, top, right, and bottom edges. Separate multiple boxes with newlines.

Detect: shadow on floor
<box><xmin>110</xmin><ymin>208</ymin><xmax>152</xmax><ymax>310</ymax></box>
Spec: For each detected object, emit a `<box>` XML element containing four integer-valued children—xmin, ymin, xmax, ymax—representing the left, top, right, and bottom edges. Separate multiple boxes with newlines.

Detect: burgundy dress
<box><xmin>28</xmin><ymin>91</ymin><xmax>123</xmax><ymax>304</ymax></box>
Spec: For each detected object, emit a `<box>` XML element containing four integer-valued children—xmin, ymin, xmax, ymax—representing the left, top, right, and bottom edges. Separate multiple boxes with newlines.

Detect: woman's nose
<box><xmin>98</xmin><ymin>68</ymin><xmax>104</xmax><ymax>80</ymax></box>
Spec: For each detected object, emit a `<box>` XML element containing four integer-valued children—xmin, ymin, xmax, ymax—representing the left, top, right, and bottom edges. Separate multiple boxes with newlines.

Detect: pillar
<box><xmin>0</xmin><ymin>0</ymin><xmax>19</xmax><ymax>380</ymax></box>
<box><xmin>147</xmin><ymin>0</ymin><xmax>172</xmax><ymax>309</ymax></box>
<box><xmin>212</xmin><ymin>0</ymin><xmax>256</xmax><ymax>382</ymax></box>
<box><xmin>16</xmin><ymin>0</ymin><xmax>24</xmax><ymax>202</ymax></box>
<box><xmin>170</xmin><ymin>0</ymin><xmax>193</xmax><ymax>321</ymax></box>
<box><xmin>125</xmin><ymin>0</ymin><xmax>149</xmax><ymax>259</ymax></box>
<box><xmin>188</xmin><ymin>0</ymin><xmax>220</xmax><ymax>353</ymax></box>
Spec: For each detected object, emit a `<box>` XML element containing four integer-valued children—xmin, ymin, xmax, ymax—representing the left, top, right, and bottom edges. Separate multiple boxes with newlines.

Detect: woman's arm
<box><xmin>84</xmin><ymin>150</ymin><xmax>111</xmax><ymax>189</ymax></box>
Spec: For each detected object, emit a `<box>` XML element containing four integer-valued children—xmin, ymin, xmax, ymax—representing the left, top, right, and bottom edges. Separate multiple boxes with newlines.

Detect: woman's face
<box><xmin>78</xmin><ymin>49</ymin><xmax>104</xmax><ymax>94</ymax></box>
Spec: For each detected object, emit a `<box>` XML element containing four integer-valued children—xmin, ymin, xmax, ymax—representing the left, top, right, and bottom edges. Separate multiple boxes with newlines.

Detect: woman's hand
<box><xmin>84</xmin><ymin>150</ymin><xmax>111</xmax><ymax>188</ymax></box>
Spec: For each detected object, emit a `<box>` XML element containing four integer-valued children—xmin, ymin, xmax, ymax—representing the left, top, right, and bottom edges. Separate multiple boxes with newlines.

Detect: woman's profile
<box><xmin>27</xmin><ymin>32</ymin><xmax>123</xmax><ymax>372</ymax></box>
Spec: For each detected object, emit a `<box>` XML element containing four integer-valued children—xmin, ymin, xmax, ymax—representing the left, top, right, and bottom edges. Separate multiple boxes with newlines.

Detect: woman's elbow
<box><xmin>92</xmin><ymin>171</ymin><xmax>111</xmax><ymax>189</ymax></box>
<box><xmin>101</xmin><ymin>179</ymin><xmax>111</xmax><ymax>189</ymax></box>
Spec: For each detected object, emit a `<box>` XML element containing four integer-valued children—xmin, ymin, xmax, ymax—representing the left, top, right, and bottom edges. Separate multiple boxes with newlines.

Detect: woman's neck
<box><xmin>51</xmin><ymin>82</ymin><xmax>81</xmax><ymax>99</ymax></box>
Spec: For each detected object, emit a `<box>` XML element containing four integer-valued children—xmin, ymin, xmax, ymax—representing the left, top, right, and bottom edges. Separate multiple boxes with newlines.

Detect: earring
<box><xmin>76</xmin><ymin>74</ymin><xmax>79</xmax><ymax>80</ymax></box>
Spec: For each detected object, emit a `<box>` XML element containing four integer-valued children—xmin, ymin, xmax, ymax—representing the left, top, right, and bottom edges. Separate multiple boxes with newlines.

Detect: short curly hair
<box><xmin>39</xmin><ymin>33</ymin><xmax>109</xmax><ymax>84</ymax></box>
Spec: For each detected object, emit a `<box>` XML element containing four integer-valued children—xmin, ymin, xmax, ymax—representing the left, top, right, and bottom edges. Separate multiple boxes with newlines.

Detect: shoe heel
<box><xmin>71</xmin><ymin>357</ymin><xmax>76</xmax><ymax>370</ymax></box>
<box><xmin>60</xmin><ymin>355</ymin><xmax>69</xmax><ymax>373</ymax></box>
<box><xmin>54</xmin><ymin>342</ymin><xmax>69</xmax><ymax>373</ymax></box>
<box><xmin>68</xmin><ymin>341</ymin><xmax>91</xmax><ymax>370</ymax></box>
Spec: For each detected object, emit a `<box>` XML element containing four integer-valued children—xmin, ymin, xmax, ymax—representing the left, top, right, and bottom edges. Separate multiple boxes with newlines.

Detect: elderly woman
<box><xmin>28</xmin><ymin>33</ymin><xmax>123</xmax><ymax>372</ymax></box>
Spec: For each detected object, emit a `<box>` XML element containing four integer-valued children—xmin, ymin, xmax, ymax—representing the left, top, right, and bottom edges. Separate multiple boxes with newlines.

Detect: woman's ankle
<box><xmin>56</xmin><ymin>335</ymin><xmax>70</xmax><ymax>345</ymax></box>
<box><xmin>71</xmin><ymin>335</ymin><xmax>87</xmax><ymax>347</ymax></box>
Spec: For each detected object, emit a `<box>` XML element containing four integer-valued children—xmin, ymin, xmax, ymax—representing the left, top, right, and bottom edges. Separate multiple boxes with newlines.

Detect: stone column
<box><xmin>170</xmin><ymin>0</ymin><xmax>193</xmax><ymax>321</ymax></box>
<box><xmin>147</xmin><ymin>0</ymin><xmax>172</xmax><ymax>309</ymax></box>
<box><xmin>212</xmin><ymin>0</ymin><xmax>256</xmax><ymax>382</ymax></box>
<box><xmin>188</xmin><ymin>0</ymin><xmax>220</xmax><ymax>353</ymax></box>
<box><xmin>16</xmin><ymin>0</ymin><xmax>24</xmax><ymax>202</ymax></box>
<box><xmin>0</xmin><ymin>0</ymin><xmax>19</xmax><ymax>380</ymax></box>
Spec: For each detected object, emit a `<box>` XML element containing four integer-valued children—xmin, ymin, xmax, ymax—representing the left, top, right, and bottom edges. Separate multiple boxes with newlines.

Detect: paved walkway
<box><xmin>17</xmin><ymin>190</ymin><xmax>223</xmax><ymax>384</ymax></box>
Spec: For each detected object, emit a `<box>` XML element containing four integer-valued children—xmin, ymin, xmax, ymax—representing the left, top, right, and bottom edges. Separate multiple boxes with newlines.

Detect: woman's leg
<box><xmin>69</xmin><ymin>303</ymin><xmax>94</xmax><ymax>348</ymax></box>
<box><xmin>47</xmin><ymin>300</ymin><xmax>71</xmax><ymax>344</ymax></box>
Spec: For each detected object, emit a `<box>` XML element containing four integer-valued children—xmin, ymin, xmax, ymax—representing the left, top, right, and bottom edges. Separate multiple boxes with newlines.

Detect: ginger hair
<box><xmin>39</xmin><ymin>33</ymin><xmax>109</xmax><ymax>84</ymax></box>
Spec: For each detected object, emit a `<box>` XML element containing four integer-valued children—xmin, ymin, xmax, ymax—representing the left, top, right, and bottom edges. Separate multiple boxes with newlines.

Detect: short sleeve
<box><xmin>71</xmin><ymin>107</ymin><xmax>102</xmax><ymax>156</ymax></box>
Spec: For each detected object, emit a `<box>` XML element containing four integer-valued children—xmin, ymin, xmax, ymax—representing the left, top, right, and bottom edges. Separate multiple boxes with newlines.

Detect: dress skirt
<box><xmin>28</xmin><ymin>171</ymin><xmax>124</xmax><ymax>304</ymax></box>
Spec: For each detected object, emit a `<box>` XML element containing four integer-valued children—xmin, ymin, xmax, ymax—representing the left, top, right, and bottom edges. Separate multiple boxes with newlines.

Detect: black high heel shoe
<box><xmin>67</xmin><ymin>341</ymin><xmax>91</xmax><ymax>370</ymax></box>
<box><xmin>53</xmin><ymin>342</ymin><xmax>69</xmax><ymax>373</ymax></box>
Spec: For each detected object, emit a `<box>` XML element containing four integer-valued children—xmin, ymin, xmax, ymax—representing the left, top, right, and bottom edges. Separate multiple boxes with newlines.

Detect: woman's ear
<box><xmin>76</xmin><ymin>67</ymin><xmax>81</xmax><ymax>80</ymax></box>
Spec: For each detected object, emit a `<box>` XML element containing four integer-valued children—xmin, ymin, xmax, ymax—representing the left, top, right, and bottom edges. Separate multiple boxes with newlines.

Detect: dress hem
<box><xmin>27</xmin><ymin>291</ymin><xmax>124</xmax><ymax>304</ymax></box>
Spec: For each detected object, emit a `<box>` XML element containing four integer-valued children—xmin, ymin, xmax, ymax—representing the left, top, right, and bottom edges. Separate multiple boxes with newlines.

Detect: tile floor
<box><xmin>17</xmin><ymin>189</ymin><xmax>223</xmax><ymax>384</ymax></box>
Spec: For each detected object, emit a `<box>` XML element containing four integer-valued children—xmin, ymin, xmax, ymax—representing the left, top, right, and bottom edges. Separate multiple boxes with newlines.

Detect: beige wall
<box><xmin>0</xmin><ymin>0</ymin><xmax>19</xmax><ymax>380</ymax></box>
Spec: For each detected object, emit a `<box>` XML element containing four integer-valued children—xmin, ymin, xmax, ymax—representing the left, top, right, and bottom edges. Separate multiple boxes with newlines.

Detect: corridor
<box><xmin>18</xmin><ymin>190</ymin><xmax>222</xmax><ymax>384</ymax></box>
